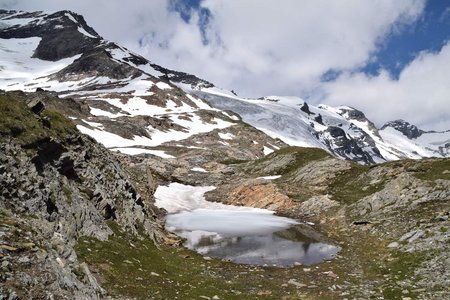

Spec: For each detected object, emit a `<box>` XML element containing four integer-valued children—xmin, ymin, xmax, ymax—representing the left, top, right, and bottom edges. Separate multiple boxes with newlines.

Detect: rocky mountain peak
<box><xmin>381</xmin><ymin>119</ymin><xmax>424</xmax><ymax>139</ymax></box>
<box><xmin>337</xmin><ymin>107</ymin><xmax>367</xmax><ymax>122</ymax></box>
<box><xmin>0</xmin><ymin>9</ymin><xmax>101</xmax><ymax>61</ymax></box>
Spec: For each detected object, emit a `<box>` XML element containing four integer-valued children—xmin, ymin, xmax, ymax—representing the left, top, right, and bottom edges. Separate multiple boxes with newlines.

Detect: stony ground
<box><xmin>1</xmin><ymin>91</ymin><xmax>449</xmax><ymax>299</ymax></box>
<box><xmin>87</xmin><ymin>143</ymin><xmax>448</xmax><ymax>299</ymax></box>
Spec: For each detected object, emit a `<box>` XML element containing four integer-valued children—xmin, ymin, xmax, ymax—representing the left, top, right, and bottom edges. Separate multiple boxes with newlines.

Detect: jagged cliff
<box><xmin>0</xmin><ymin>91</ymin><xmax>167</xmax><ymax>298</ymax></box>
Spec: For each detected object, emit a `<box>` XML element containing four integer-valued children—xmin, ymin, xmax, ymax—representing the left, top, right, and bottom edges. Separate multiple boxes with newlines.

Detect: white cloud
<box><xmin>142</xmin><ymin>0</ymin><xmax>425</xmax><ymax>97</ymax></box>
<box><xmin>0</xmin><ymin>0</ymin><xmax>179</xmax><ymax>50</ymax></box>
<box><xmin>321</xmin><ymin>41</ymin><xmax>450</xmax><ymax>131</ymax></box>
<box><xmin>4</xmin><ymin>0</ymin><xmax>448</xmax><ymax>130</ymax></box>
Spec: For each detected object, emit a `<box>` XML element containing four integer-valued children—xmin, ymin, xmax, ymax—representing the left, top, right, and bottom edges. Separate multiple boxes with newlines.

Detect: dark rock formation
<box><xmin>52</xmin><ymin>46</ymin><xmax>142</xmax><ymax>81</ymax></box>
<box><xmin>0</xmin><ymin>10</ymin><xmax>101</xmax><ymax>61</ymax></box>
<box><xmin>381</xmin><ymin>119</ymin><xmax>424</xmax><ymax>139</ymax></box>
<box><xmin>151</xmin><ymin>64</ymin><xmax>214</xmax><ymax>89</ymax></box>
<box><xmin>0</xmin><ymin>92</ymin><xmax>166</xmax><ymax>298</ymax></box>
<box><xmin>300</xmin><ymin>103</ymin><xmax>314</xmax><ymax>115</ymax></box>
<box><xmin>321</xmin><ymin>126</ymin><xmax>376</xmax><ymax>164</ymax></box>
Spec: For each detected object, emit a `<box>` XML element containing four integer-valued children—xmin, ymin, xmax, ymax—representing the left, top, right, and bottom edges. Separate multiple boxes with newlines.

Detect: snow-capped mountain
<box><xmin>1</xmin><ymin>9</ymin><xmax>449</xmax><ymax>164</ymax></box>
<box><xmin>177</xmin><ymin>84</ymin><xmax>450</xmax><ymax>164</ymax></box>
<box><xmin>0</xmin><ymin>10</ymin><xmax>249</xmax><ymax>159</ymax></box>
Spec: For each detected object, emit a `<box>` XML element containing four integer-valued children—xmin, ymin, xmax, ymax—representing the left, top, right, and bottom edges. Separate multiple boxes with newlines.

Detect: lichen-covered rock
<box><xmin>0</xmin><ymin>93</ymin><xmax>166</xmax><ymax>298</ymax></box>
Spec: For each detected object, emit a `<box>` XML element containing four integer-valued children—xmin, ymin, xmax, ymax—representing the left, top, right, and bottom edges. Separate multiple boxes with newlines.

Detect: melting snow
<box><xmin>0</xmin><ymin>37</ymin><xmax>81</xmax><ymax>91</ymax></box>
<box><xmin>76</xmin><ymin>125</ymin><xmax>154</xmax><ymax>148</ymax></box>
<box><xmin>156</xmin><ymin>81</ymin><xmax>171</xmax><ymax>90</ymax></box>
<box><xmin>82</xmin><ymin>120</ymin><xmax>104</xmax><ymax>129</ymax></box>
<box><xmin>221</xmin><ymin>111</ymin><xmax>240</xmax><ymax>121</ymax></box>
<box><xmin>77</xmin><ymin>26</ymin><xmax>97</xmax><ymax>39</ymax></box>
<box><xmin>263</xmin><ymin>146</ymin><xmax>274</xmax><ymax>155</ymax></box>
<box><xmin>191</xmin><ymin>167</ymin><xmax>208</xmax><ymax>173</ymax></box>
<box><xmin>77</xmin><ymin>112</ymin><xmax>233</xmax><ymax>148</ymax></box>
<box><xmin>110</xmin><ymin>147</ymin><xmax>175</xmax><ymax>158</ymax></box>
<box><xmin>89</xmin><ymin>107</ymin><xmax>126</xmax><ymax>118</ymax></box>
<box><xmin>257</xmin><ymin>175</ymin><xmax>282</xmax><ymax>180</ymax></box>
<box><xmin>154</xmin><ymin>183</ymin><xmax>291</xmax><ymax>216</ymax></box>
<box><xmin>154</xmin><ymin>183</ymin><xmax>298</xmax><ymax>245</ymax></box>
<box><xmin>218</xmin><ymin>132</ymin><xmax>235</xmax><ymax>140</ymax></box>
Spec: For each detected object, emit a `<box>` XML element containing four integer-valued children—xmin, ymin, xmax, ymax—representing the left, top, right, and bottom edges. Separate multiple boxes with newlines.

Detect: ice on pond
<box><xmin>155</xmin><ymin>183</ymin><xmax>340</xmax><ymax>266</ymax></box>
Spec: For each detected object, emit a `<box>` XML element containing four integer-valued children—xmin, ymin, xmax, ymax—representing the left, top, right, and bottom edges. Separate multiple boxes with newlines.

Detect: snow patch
<box><xmin>76</xmin><ymin>125</ymin><xmax>155</xmax><ymax>148</ymax></box>
<box><xmin>218</xmin><ymin>132</ymin><xmax>235</xmax><ymax>140</ymax></box>
<box><xmin>89</xmin><ymin>107</ymin><xmax>125</xmax><ymax>118</ymax></box>
<box><xmin>156</xmin><ymin>81</ymin><xmax>171</xmax><ymax>90</ymax></box>
<box><xmin>82</xmin><ymin>120</ymin><xmax>104</xmax><ymax>129</ymax></box>
<box><xmin>155</xmin><ymin>183</ymin><xmax>298</xmax><ymax>241</ymax></box>
<box><xmin>77</xmin><ymin>26</ymin><xmax>97</xmax><ymax>39</ymax></box>
<box><xmin>263</xmin><ymin>146</ymin><xmax>274</xmax><ymax>155</ymax></box>
<box><xmin>111</xmin><ymin>147</ymin><xmax>175</xmax><ymax>158</ymax></box>
<box><xmin>154</xmin><ymin>183</ymin><xmax>281</xmax><ymax>215</ymax></box>
<box><xmin>257</xmin><ymin>175</ymin><xmax>282</xmax><ymax>180</ymax></box>
<box><xmin>191</xmin><ymin>167</ymin><xmax>208</xmax><ymax>173</ymax></box>
<box><xmin>0</xmin><ymin>38</ymin><xmax>81</xmax><ymax>91</ymax></box>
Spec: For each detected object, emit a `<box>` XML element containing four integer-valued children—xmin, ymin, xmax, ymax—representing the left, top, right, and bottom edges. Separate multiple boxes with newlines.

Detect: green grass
<box><xmin>327</xmin><ymin>164</ymin><xmax>386</xmax><ymax>204</ymax></box>
<box><xmin>75</xmin><ymin>222</ymin><xmax>308</xmax><ymax>299</ymax></box>
<box><xmin>377</xmin><ymin>251</ymin><xmax>428</xmax><ymax>299</ymax></box>
<box><xmin>410</xmin><ymin>159</ymin><xmax>450</xmax><ymax>181</ymax></box>
<box><xmin>245</xmin><ymin>146</ymin><xmax>330</xmax><ymax>176</ymax></box>
<box><xmin>0</xmin><ymin>94</ymin><xmax>76</xmax><ymax>145</ymax></box>
<box><xmin>220</xmin><ymin>158</ymin><xmax>249</xmax><ymax>165</ymax></box>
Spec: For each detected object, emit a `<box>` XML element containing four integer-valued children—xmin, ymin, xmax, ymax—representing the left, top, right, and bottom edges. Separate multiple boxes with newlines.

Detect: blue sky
<box><xmin>169</xmin><ymin>0</ymin><xmax>211</xmax><ymax>45</ymax></box>
<box><xmin>361</xmin><ymin>0</ymin><xmax>450</xmax><ymax>78</ymax></box>
<box><xmin>2</xmin><ymin>0</ymin><xmax>450</xmax><ymax>130</ymax></box>
<box><xmin>169</xmin><ymin>0</ymin><xmax>449</xmax><ymax>83</ymax></box>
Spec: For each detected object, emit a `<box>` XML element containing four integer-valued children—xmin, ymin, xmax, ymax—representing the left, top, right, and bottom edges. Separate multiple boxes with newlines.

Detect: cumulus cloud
<box><xmin>321</xmin><ymin>41</ymin><xmax>450</xmax><ymax>130</ymax></box>
<box><xmin>3</xmin><ymin>0</ymin><xmax>448</xmax><ymax>130</ymax></box>
<box><xmin>135</xmin><ymin>0</ymin><xmax>426</xmax><ymax>97</ymax></box>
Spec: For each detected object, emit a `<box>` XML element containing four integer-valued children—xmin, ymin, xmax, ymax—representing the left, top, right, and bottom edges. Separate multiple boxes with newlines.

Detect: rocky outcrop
<box><xmin>381</xmin><ymin>119</ymin><xmax>424</xmax><ymax>139</ymax></box>
<box><xmin>150</xmin><ymin>64</ymin><xmax>215</xmax><ymax>89</ymax></box>
<box><xmin>0</xmin><ymin>10</ymin><xmax>100</xmax><ymax>61</ymax></box>
<box><xmin>0</xmin><ymin>92</ymin><xmax>166</xmax><ymax>298</ymax></box>
<box><xmin>320</xmin><ymin>126</ymin><xmax>377</xmax><ymax>164</ymax></box>
<box><xmin>52</xmin><ymin>45</ymin><xmax>142</xmax><ymax>82</ymax></box>
<box><xmin>223</xmin><ymin>179</ymin><xmax>294</xmax><ymax>211</ymax></box>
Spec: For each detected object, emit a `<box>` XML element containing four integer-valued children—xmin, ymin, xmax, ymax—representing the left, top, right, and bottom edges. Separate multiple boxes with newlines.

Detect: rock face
<box><xmin>53</xmin><ymin>44</ymin><xmax>143</xmax><ymax>81</ymax></box>
<box><xmin>319</xmin><ymin>126</ymin><xmax>377</xmax><ymax>164</ymax></box>
<box><xmin>0</xmin><ymin>10</ymin><xmax>100</xmax><ymax>61</ymax></box>
<box><xmin>224</xmin><ymin>179</ymin><xmax>294</xmax><ymax>211</ymax></box>
<box><xmin>381</xmin><ymin>119</ymin><xmax>424</xmax><ymax>139</ymax></box>
<box><xmin>0</xmin><ymin>92</ymin><xmax>165</xmax><ymax>298</ymax></box>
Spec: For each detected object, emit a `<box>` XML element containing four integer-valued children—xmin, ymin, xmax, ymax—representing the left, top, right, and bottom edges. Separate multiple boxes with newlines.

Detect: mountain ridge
<box><xmin>1</xmin><ymin>9</ymin><xmax>449</xmax><ymax>165</ymax></box>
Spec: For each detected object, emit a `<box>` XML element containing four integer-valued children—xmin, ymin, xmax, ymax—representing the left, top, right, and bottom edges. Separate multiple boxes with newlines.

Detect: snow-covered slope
<box><xmin>380</xmin><ymin>120</ymin><xmax>450</xmax><ymax>158</ymax></box>
<box><xmin>0</xmin><ymin>10</ymin><xmax>244</xmax><ymax>157</ymax></box>
<box><xmin>1</xmin><ymin>9</ymin><xmax>449</xmax><ymax>164</ymax></box>
<box><xmin>174</xmin><ymin>84</ymin><xmax>450</xmax><ymax>164</ymax></box>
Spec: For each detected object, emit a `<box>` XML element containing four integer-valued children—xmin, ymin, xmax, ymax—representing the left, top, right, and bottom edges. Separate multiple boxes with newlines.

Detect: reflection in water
<box><xmin>167</xmin><ymin>209</ymin><xmax>340</xmax><ymax>266</ymax></box>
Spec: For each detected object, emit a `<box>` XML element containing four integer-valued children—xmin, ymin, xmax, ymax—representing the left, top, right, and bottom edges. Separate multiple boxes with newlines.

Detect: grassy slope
<box><xmin>0</xmin><ymin>94</ymin><xmax>76</xmax><ymax>145</ymax></box>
